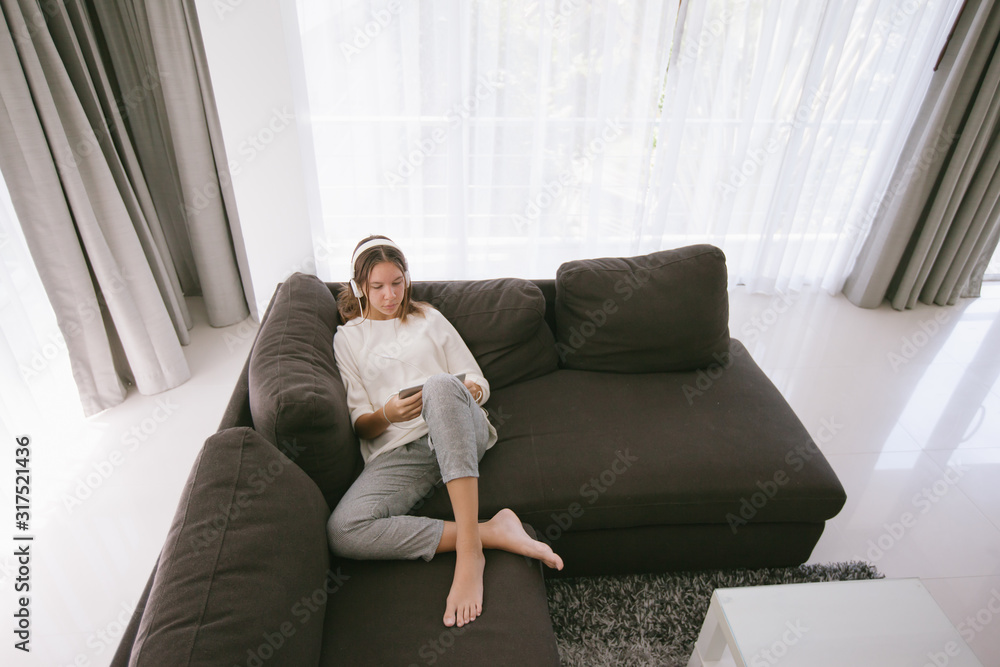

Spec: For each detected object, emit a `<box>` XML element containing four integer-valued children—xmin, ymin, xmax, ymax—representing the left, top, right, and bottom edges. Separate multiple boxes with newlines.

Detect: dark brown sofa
<box><xmin>112</xmin><ymin>244</ymin><xmax>846</xmax><ymax>666</ymax></box>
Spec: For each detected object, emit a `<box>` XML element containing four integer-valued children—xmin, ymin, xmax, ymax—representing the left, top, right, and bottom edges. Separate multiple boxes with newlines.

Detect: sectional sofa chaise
<box><xmin>112</xmin><ymin>244</ymin><xmax>846</xmax><ymax>666</ymax></box>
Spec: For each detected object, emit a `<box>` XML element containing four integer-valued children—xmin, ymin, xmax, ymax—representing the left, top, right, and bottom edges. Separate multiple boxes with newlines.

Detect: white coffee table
<box><xmin>687</xmin><ymin>578</ymin><xmax>983</xmax><ymax>667</ymax></box>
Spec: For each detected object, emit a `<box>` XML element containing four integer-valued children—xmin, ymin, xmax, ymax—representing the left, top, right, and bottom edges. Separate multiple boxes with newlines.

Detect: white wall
<box><xmin>193</xmin><ymin>0</ymin><xmax>321</xmax><ymax>321</ymax></box>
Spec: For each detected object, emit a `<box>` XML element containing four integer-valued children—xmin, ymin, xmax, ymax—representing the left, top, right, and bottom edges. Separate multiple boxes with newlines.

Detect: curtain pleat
<box><xmin>915</xmin><ymin>39</ymin><xmax>1000</xmax><ymax>306</ymax></box>
<box><xmin>749</xmin><ymin>0</ymin><xmax>845</xmax><ymax>293</ymax></box>
<box><xmin>0</xmin><ymin>8</ymin><xmax>123</xmax><ymax>415</ymax></box>
<box><xmin>844</xmin><ymin>0</ymin><xmax>1000</xmax><ymax>309</ymax></box>
<box><xmin>931</xmin><ymin>116</ymin><xmax>1000</xmax><ymax>302</ymax></box>
<box><xmin>66</xmin><ymin>0</ymin><xmax>194</xmax><ymax>345</ymax></box>
<box><xmin>95</xmin><ymin>0</ymin><xmax>247</xmax><ymax>326</ymax></box>
<box><xmin>0</xmin><ymin>0</ymin><xmax>248</xmax><ymax>415</ymax></box>
<box><xmin>84</xmin><ymin>0</ymin><xmax>196</xmax><ymax>341</ymax></box>
<box><xmin>0</xmin><ymin>0</ymin><xmax>186</xmax><ymax>413</ymax></box>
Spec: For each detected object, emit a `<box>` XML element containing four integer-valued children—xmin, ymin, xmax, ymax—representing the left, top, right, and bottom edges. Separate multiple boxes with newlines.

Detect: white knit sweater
<box><xmin>333</xmin><ymin>304</ymin><xmax>497</xmax><ymax>463</ymax></box>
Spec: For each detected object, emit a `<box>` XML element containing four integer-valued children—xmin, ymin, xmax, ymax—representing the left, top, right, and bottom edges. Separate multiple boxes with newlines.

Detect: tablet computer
<box><xmin>398</xmin><ymin>373</ymin><xmax>466</xmax><ymax>399</ymax></box>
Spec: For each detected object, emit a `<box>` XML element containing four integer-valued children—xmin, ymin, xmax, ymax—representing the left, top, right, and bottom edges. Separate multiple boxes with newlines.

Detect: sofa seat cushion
<box><xmin>554</xmin><ymin>244</ymin><xmax>730</xmax><ymax>372</ymax></box>
<box><xmin>415</xmin><ymin>339</ymin><xmax>845</xmax><ymax>534</ymax></box>
<box><xmin>249</xmin><ymin>272</ymin><xmax>360</xmax><ymax>509</ymax></box>
<box><xmin>409</xmin><ymin>278</ymin><xmax>560</xmax><ymax>389</ymax></box>
<box><xmin>318</xmin><ymin>526</ymin><xmax>560</xmax><ymax>666</ymax></box>
<box><xmin>128</xmin><ymin>427</ymin><xmax>330</xmax><ymax>666</ymax></box>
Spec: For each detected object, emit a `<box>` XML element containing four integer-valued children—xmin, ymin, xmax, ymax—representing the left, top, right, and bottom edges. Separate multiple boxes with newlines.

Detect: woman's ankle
<box><xmin>455</xmin><ymin>523</ymin><xmax>482</xmax><ymax>552</ymax></box>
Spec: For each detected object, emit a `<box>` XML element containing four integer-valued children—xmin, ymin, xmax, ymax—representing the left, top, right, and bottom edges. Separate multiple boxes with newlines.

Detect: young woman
<box><xmin>328</xmin><ymin>235</ymin><xmax>563</xmax><ymax>628</ymax></box>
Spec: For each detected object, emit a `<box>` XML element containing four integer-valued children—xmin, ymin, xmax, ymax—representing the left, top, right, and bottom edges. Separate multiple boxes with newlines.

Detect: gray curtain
<box><xmin>843</xmin><ymin>0</ymin><xmax>1000</xmax><ymax>310</ymax></box>
<box><xmin>0</xmin><ymin>0</ymin><xmax>247</xmax><ymax>415</ymax></box>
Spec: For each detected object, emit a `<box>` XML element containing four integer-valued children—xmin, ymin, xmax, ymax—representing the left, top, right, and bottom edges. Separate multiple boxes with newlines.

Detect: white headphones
<box><xmin>349</xmin><ymin>238</ymin><xmax>411</xmax><ymax>298</ymax></box>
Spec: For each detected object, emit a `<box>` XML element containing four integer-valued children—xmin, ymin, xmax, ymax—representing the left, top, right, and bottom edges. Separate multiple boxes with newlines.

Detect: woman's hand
<box><xmin>464</xmin><ymin>379</ymin><xmax>484</xmax><ymax>404</ymax></box>
<box><xmin>354</xmin><ymin>390</ymin><xmax>422</xmax><ymax>440</ymax></box>
<box><xmin>384</xmin><ymin>390</ymin><xmax>423</xmax><ymax>424</ymax></box>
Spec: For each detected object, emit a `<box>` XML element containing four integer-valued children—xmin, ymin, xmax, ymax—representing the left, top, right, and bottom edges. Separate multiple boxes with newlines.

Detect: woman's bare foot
<box><xmin>444</xmin><ymin>540</ymin><xmax>485</xmax><ymax>627</ymax></box>
<box><xmin>481</xmin><ymin>508</ymin><xmax>564</xmax><ymax>570</ymax></box>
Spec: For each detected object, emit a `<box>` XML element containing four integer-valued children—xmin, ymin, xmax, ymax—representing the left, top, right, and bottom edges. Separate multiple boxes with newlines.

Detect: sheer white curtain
<box><xmin>296</xmin><ymin>0</ymin><xmax>962</xmax><ymax>290</ymax></box>
<box><xmin>296</xmin><ymin>0</ymin><xmax>677</xmax><ymax>280</ymax></box>
<box><xmin>639</xmin><ymin>0</ymin><xmax>964</xmax><ymax>294</ymax></box>
<box><xmin>0</xmin><ymin>172</ymin><xmax>86</xmax><ymax>443</ymax></box>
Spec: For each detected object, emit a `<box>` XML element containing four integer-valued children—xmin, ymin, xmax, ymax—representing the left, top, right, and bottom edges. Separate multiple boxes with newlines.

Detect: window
<box><xmin>295</xmin><ymin>0</ymin><xmax>963</xmax><ymax>292</ymax></box>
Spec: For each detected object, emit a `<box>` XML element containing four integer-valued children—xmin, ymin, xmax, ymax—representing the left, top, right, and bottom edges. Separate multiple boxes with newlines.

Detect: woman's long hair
<box><xmin>337</xmin><ymin>235</ymin><xmax>426</xmax><ymax>323</ymax></box>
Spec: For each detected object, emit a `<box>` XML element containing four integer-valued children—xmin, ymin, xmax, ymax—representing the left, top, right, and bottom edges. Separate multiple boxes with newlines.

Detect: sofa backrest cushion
<box><xmin>129</xmin><ymin>427</ymin><xmax>330</xmax><ymax>665</ymax></box>
<box><xmin>249</xmin><ymin>272</ymin><xmax>360</xmax><ymax>509</ymax></box>
<box><xmin>410</xmin><ymin>278</ymin><xmax>559</xmax><ymax>389</ymax></box>
<box><xmin>554</xmin><ymin>244</ymin><xmax>730</xmax><ymax>372</ymax></box>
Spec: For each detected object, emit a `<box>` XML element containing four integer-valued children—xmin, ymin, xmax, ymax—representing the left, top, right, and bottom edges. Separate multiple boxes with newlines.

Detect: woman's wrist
<box><xmin>381</xmin><ymin>396</ymin><xmax>394</xmax><ymax>424</ymax></box>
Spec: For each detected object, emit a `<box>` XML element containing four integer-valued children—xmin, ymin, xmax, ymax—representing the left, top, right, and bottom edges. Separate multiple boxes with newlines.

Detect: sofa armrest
<box><xmin>114</xmin><ymin>427</ymin><xmax>331</xmax><ymax>666</ymax></box>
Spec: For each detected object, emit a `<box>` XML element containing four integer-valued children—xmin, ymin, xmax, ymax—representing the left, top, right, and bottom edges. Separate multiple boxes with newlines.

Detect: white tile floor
<box><xmin>3</xmin><ymin>283</ymin><xmax>1000</xmax><ymax>666</ymax></box>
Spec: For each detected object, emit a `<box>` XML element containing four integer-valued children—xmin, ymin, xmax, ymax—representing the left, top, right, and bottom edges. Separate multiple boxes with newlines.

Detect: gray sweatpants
<box><xmin>327</xmin><ymin>373</ymin><xmax>492</xmax><ymax>562</ymax></box>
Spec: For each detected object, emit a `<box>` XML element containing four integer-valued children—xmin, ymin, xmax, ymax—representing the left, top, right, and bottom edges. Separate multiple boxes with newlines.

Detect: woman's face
<box><xmin>364</xmin><ymin>261</ymin><xmax>406</xmax><ymax>320</ymax></box>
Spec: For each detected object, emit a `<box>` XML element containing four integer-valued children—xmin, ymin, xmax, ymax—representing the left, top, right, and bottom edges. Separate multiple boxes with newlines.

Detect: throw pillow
<box><xmin>554</xmin><ymin>244</ymin><xmax>730</xmax><ymax>372</ymax></box>
<box><xmin>410</xmin><ymin>278</ymin><xmax>559</xmax><ymax>389</ymax></box>
<box><xmin>249</xmin><ymin>272</ymin><xmax>360</xmax><ymax>510</ymax></box>
<box><xmin>129</xmin><ymin>427</ymin><xmax>330</xmax><ymax>666</ymax></box>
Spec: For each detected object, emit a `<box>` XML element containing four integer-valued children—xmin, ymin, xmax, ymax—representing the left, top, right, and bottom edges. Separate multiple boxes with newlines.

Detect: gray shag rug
<box><xmin>546</xmin><ymin>561</ymin><xmax>884</xmax><ymax>666</ymax></box>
